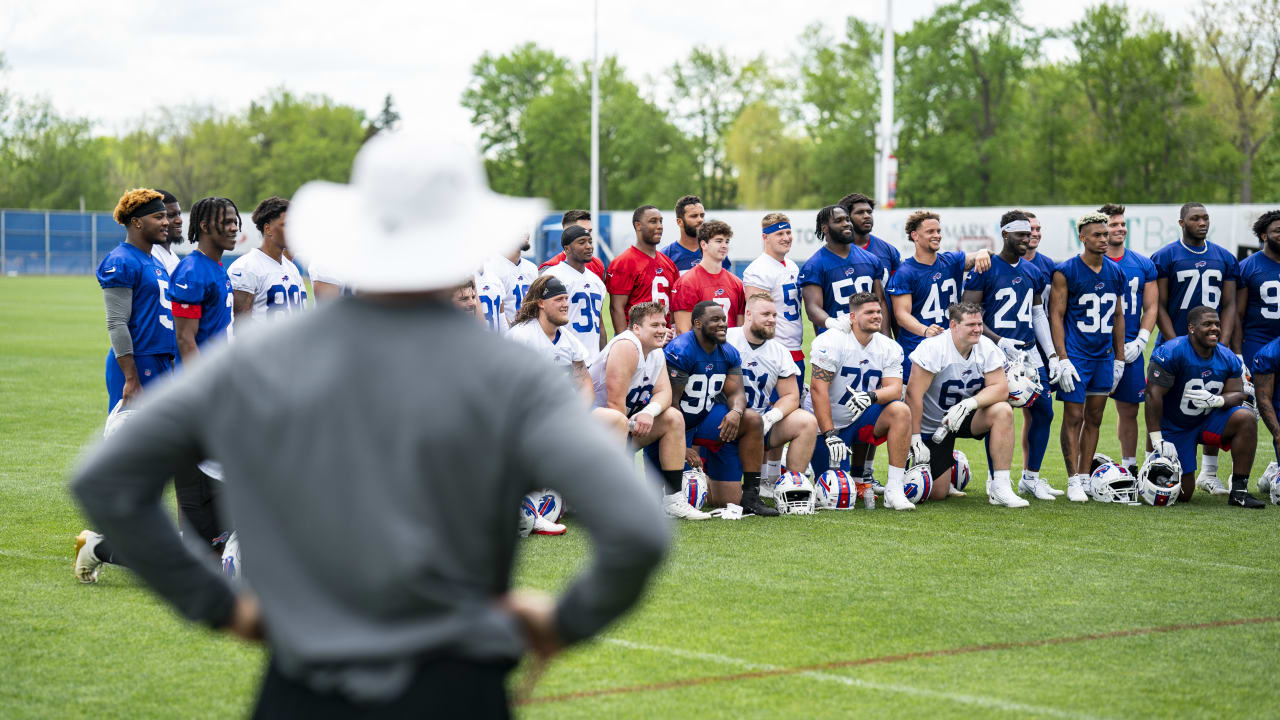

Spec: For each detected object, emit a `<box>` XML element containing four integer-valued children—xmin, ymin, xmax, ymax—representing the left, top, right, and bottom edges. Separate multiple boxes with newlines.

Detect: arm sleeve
<box><xmin>1031</xmin><ymin>304</ymin><xmax>1055</xmax><ymax>356</ymax></box>
<box><xmin>103</xmin><ymin>287</ymin><xmax>135</xmax><ymax>357</ymax></box>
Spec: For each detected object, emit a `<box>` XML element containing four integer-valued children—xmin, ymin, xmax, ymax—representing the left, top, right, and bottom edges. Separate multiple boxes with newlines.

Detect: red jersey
<box><xmin>540</xmin><ymin>252</ymin><xmax>605</xmax><ymax>281</ymax></box>
<box><xmin>671</xmin><ymin>264</ymin><xmax>746</xmax><ymax>326</ymax></box>
<box><xmin>604</xmin><ymin>245</ymin><xmax>679</xmax><ymax>319</ymax></box>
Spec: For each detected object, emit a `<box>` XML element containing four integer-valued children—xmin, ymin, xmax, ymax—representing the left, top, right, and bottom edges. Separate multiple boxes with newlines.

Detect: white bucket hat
<box><xmin>288</xmin><ymin>132</ymin><xmax>547</xmax><ymax>292</ymax></box>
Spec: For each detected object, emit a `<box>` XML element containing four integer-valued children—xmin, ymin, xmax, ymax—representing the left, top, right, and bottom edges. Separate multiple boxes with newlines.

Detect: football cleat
<box><xmin>870</xmin><ymin>479</ymin><xmax>886</xmax><ymax>496</ymax></box>
<box><xmin>740</xmin><ymin>484</ymin><xmax>780</xmax><ymax>517</ymax></box>
<box><xmin>1089</xmin><ymin>463</ymin><xmax>1138</xmax><ymax>503</ymax></box>
<box><xmin>1196</xmin><ymin>473</ymin><xmax>1229</xmax><ymax>496</ymax></box>
<box><xmin>1018</xmin><ymin>474</ymin><xmax>1057</xmax><ymax>501</ymax></box>
<box><xmin>774</xmin><ymin>471</ymin><xmax>816</xmax><ymax>515</ymax></box>
<box><xmin>987</xmin><ymin>475</ymin><xmax>1029</xmax><ymax>508</ymax></box>
<box><xmin>74</xmin><ymin>530</ymin><xmax>104</xmax><ymax>584</ymax></box>
<box><xmin>663</xmin><ymin>491</ymin><xmax>711</xmax><ymax>520</ymax></box>
<box><xmin>1066</xmin><ymin>475</ymin><xmax>1089</xmax><ymax>502</ymax></box>
<box><xmin>533</xmin><ymin>514</ymin><xmax>568</xmax><ymax>534</ymax></box>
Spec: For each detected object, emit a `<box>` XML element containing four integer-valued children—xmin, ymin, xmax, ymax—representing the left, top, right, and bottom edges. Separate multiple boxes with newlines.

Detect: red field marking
<box><xmin>522</xmin><ymin>616</ymin><xmax>1280</xmax><ymax>706</ymax></box>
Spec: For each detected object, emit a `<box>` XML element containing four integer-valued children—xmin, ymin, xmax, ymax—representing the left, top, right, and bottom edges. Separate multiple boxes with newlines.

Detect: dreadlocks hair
<box><xmin>1252</xmin><ymin>210</ymin><xmax>1280</xmax><ymax>240</ymax></box>
<box><xmin>112</xmin><ymin>188</ymin><xmax>164</xmax><ymax>226</ymax></box>
<box><xmin>1179</xmin><ymin>202</ymin><xmax>1206</xmax><ymax>220</ymax></box>
<box><xmin>815</xmin><ymin>205</ymin><xmax>839</xmax><ymax>241</ymax></box>
<box><xmin>561</xmin><ymin>209</ymin><xmax>590</xmax><ymax>227</ymax></box>
<box><xmin>999</xmin><ymin>209</ymin><xmax>1029</xmax><ymax>228</ymax></box>
<box><xmin>1098</xmin><ymin>203</ymin><xmax>1125</xmax><ymax>217</ymax></box>
<box><xmin>838</xmin><ymin>193</ymin><xmax>875</xmax><ymax>215</ymax></box>
<box><xmin>905</xmin><ymin>210</ymin><xmax>940</xmax><ymax>238</ymax></box>
<box><xmin>513</xmin><ymin>275</ymin><xmax>555</xmax><ymax>326</ymax></box>
<box><xmin>188</xmin><ymin>197</ymin><xmax>240</xmax><ymax>244</ymax></box>
<box><xmin>252</xmin><ymin>196</ymin><xmax>288</xmax><ymax>232</ymax></box>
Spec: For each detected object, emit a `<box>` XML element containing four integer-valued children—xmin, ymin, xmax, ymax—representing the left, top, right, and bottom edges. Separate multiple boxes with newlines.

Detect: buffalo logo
<box><xmin>1195</xmin><ymin>261</ymin><xmax>1207</xmax><ymax>269</ymax></box>
<box><xmin>844</xmin><ymin>268</ymin><xmax>856</xmax><ymax>276</ymax></box>
<box><xmin>1094</xmin><ymin>283</ymin><xmax>1105</xmax><ymax>291</ymax></box>
<box><xmin>1201</xmin><ymin>370</ymin><xmax>1212</xmax><ymax>377</ymax></box>
<box><xmin>714</xmin><ymin>288</ymin><xmax>725</xmax><ymax>296</ymax></box>
<box><xmin>705</xmin><ymin>364</ymin><xmax>714</xmax><ymax>373</ymax></box>
<box><xmin>655</xmin><ymin>268</ymin><xmax>664</xmax><ymax>275</ymax></box>
<box><xmin>931</xmin><ymin>272</ymin><xmax>942</xmax><ymax>281</ymax></box>
<box><xmin>283</xmin><ymin>275</ymin><xmax>289</xmax><ymax>281</ymax></box>
<box><xmin>859</xmin><ymin>358</ymin><xmax>870</xmax><ymax>365</ymax></box>
<box><xmin>747</xmin><ymin>360</ymin><xmax>758</xmax><ymax>367</ymax></box>
<box><xmin>1013</xmin><ymin>277</ymin><xmax>1022</xmax><ymax>285</ymax></box>
<box><xmin>962</xmin><ymin>369</ymin><xmax>973</xmax><ymax>377</ymax></box>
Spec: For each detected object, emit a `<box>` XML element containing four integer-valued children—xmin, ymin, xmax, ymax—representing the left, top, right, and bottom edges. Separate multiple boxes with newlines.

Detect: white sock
<box><xmin>1122</xmin><ymin>457</ymin><xmax>1136</xmax><ymax>468</ymax></box>
<box><xmin>1023</xmin><ymin>469</ymin><xmax>1039</xmax><ymax>481</ymax></box>
<box><xmin>1201</xmin><ymin>456</ymin><xmax>1218</xmax><ymax>476</ymax></box>
<box><xmin>886</xmin><ymin>465</ymin><xmax>905</xmax><ymax>492</ymax></box>
<box><xmin>993</xmin><ymin>470</ymin><xmax>1010</xmax><ymax>487</ymax></box>
<box><xmin>764</xmin><ymin>460</ymin><xmax>782</xmax><ymax>482</ymax></box>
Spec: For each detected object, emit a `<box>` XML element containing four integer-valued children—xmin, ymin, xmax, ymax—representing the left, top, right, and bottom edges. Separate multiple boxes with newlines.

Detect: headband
<box><xmin>1000</xmin><ymin>219</ymin><xmax>1031</xmax><ymax>234</ymax></box>
<box><xmin>127</xmin><ymin>197</ymin><xmax>167</xmax><ymax>222</ymax></box>
<box><xmin>762</xmin><ymin>221</ymin><xmax>791</xmax><ymax>235</ymax></box>
<box><xmin>540</xmin><ymin>277</ymin><xmax>568</xmax><ymax>299</ymax></box>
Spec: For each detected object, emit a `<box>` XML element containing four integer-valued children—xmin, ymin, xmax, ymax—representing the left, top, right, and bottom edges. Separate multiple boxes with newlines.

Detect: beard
<box><xmin>751</xmin><ymin>322</ymin><xmax>775</xmax><ymax>340</ymax></box>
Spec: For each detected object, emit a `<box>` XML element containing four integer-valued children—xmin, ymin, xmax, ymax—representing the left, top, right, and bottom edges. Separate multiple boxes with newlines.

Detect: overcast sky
<box><xmin>2</xmin><ymin>0</ymin><xmax>1199</xmax><ymax>144</ymax></box>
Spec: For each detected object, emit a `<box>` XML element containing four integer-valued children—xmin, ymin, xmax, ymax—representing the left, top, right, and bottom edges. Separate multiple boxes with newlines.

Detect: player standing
<box><xmin>149</xmin><ymin>189</ymin><xmax>184</xmax><ymax>276</ymax></box>
<box><xmin>1233</xmin><ymin>210</ymin><xmax>1280</xmax><ymax>367</ymax></box>
<box><xmin>605</xmin><ymin>205</ymin><xmax>680</xmax><ymax>333</ymax></box>
<box><xmin>229</xmin><ymin>197</ymin><xmax>307</xmax><ymax>320</ymax></box>
<box><xmin>660</xmin><ymin>195</ymin><xmax>731</xmax><ymax>275</ymax></box>
<box><xmin>171</xmin><ymin>197</ymin><xmax>237</xmax><ymax>363</ymax></box>
<box><xmin>483</xmin><ymin>234</ymin><xmax>538</xmax><ymax>329</ymax></box>
<box><xmin>543</xmin><ymin>224</ymin><xmax>607</xmax><ymax>350</ymax></box>
<box><xmin>1049</xmin><ymin>212</ymin><xmax>1127</xmax><ymax>502</ymax></box>
<box><xmin>671</xmin><ymin>220</ymin><xmax>745</xmax><ymax>333</ymax></box>
<box><xmin>838</xmin><ymin>193</ymin><xmax>900</xmax><ymax>288</ymax></box>
<box><xmin>743</xmin><ymin>213</ymin><xmax>803</xmax><ymax>378</ymax></box>
<box><xmin>1146</xmin><ymin>307</ymin><xmax>1263</xmax><ymax>507</ymax></box>
<box><xmin>540</xmin><ymin>210</ymin><xmax>606</xmax><ymax>280</ymax></box>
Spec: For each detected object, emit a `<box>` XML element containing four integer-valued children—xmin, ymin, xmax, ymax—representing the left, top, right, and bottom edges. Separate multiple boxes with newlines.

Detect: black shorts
<box><xmin>923</xmin><ymin>413</ymin><xmax>987</xmax><ymax>482</ymax></box>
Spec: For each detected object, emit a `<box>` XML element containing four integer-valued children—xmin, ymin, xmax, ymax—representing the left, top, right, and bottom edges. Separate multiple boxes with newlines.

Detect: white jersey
<box><xmin>588</xmin><ymin>330</ymin><xmax>666</xmax><ymax>416</ymax></box>
<box><xmin>908</xmin><ymin>333</ymin><xmax>1004</xmax><ymax>434</ymax></box>
<box><xmin>741</xmin><ymin>254</ymin><xmax>803</xmax><ymax>351</ymax></box>
<box><xmin>725</xmin><ymin>327</ymin><xmax>797</xmax><ymax>412</ymax></box>
<box><xmin>483</xmin><ymin>255</ymin><xmax>539</xmax><ymax>327</ymax></box>
<box><xmin>227</xmin><ymin>248</ymin><xmax>307</xmax><ymax>319</ymax></box>
<box><xmin>309</xmin><ymin>260</ymin><xmax>354</xmax><ymax>296</ymax></box>
<box><xmin>475</xmin><ymin>270</ymin><xmax>508</xmax><ymax>333</ymax></box>
<box><xmin>809</xmin><ymin>331</ymin><xmax>904</xmax><ymax>429</ymax></box>
<box><xmin>507</xmin><ymin>319</ymin><xmax>589</xmax><ymax>370</ymax></box>
<box><xmin>151</xmin><ymin>243</ymin><xmax>180</xmax><ymax>276</ymax></box>
<box><xmin>543</xmin><ymin>261</ymin><xmax>607</xmax><ymax>351</ymax></box>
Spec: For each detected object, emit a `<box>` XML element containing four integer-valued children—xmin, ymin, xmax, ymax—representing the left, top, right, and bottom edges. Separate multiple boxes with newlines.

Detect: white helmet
<box><xmin>1003</xmin><ymin>353</ymin><xmax>1041</xmax><ymax>408</ymax></box>
<box><xmin>1137</xmin><ymin>454</ymin><xmax>1183</xmax><ymax>507</ymax></box>
<box><xmin>517</xmin><ymin>495</ymin><xmax>539</xmax><ymax>537</ymax></box>
<box><xmin>1090</xmin><ymin>452</ymin><xmax>1115</xmax><ymax>475</ymax></box>
<box><xmin>681</xmin><ymin>469</ymin><xmax>709</xmax><ymax>510</ymax></box>
<box><xmin>814</xmin><ymin>469</ymin><xmax>858</xmax><ymax>510</ymax></box>
<box><xmin>951</xmin><ymin>450</ymin><xmax>971</xmax><ymax>492</ymax></box>
<box><xmin>103</xmin><ymin>401</ymin><xmax>135</xmax><ymax>439</ymax></box>
<box><xmin>1089</xmin><ymin>462</ymin><xmax>1138</xmax><ymax>503</ymax></box>
<box><xmin>531</xmin><ymin>489</ymin><xmax>564</xmax><ymax>523</ymax></box>
<box><xmin>902</xmin><ymin>464</ymin><xmax>934</xmax><ymax>504</ymax></box>
<box><xmin>774</xmin><ymin>471</ymin><xmax>816</xmax><ymax>515</ymax></box>
<box><xmin>1258</xmin><ymin>461</ymin><xmax>1280</xmax><ymax>504</ymax></box>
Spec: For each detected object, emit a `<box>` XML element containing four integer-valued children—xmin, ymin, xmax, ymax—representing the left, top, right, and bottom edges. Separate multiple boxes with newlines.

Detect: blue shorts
<box><xmin>810</xmin><ymin>404</ymin><xmax>887</xmax><ymax>475</ymax></box>
<box><xmin>1110</xmin><ymin>354</ymin><xmax>1146</xmax><ymax>404</ymax></box>
<box><xmin>686</xmin><ymin>404</ymin><xmax>742</xmax><ymax>484</ymax></box>
<box><xmin>105</xmin><ymin>349</ymin><xmax>173</xmax><ymax>412</ymax></box>
<box><xmin>1057</xmin><ymin>357</ymin><xmax>1112</xmax><ymax>404</ymax></box>
<box><xmin>1163</xmin><ymin>406</ymin><xmax>1247</xmax><ymax>475</ymax></box>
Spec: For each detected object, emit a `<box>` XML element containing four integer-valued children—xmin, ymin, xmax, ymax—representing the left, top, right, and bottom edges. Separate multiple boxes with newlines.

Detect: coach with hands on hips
<box><xmin>71</xmin><ymin>133</ymin><xmax>669</xmax><ymax>718</ymax></box>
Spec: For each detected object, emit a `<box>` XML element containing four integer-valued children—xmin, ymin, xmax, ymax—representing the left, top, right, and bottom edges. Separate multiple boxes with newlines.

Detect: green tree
<box><xmin>245</xmin><ymin>88</ymin><xmax>367</xmax><ymax>202</ymax></box>
<box><xmin>0</xmin><ymin>99</ymin><xmax>112</xmax><ymax>210</ymax></box>
<box><xmin>364</xmin><ymin>93</ymin><xmax>401</xmax><ymax>140</ymax></box>
<box><xmin>725</xmin><ymin>102</ymin><xmax>813</xmax><ymax>208</ymax></box>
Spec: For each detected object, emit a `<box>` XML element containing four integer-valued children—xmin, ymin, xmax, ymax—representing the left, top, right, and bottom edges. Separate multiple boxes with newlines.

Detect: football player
<box><xmin>727</xmin><ymin>293</ymin><xmax>818</xmax><ymax>489</ymax></box>
<box><xmin>838</xmin><ymin>192</ymin><xmax>900</xmax><ymax>289</ymax></box>
<box><xmin>810</xmin><ymin>293</ymin><xmax>916</xmax><ymax>510</ymax></box>
<box><xmin>1146</xmin><ymin>307</ymin><xmax>1263</xmax><ymax>507</ymax></box>
<box><xmin>474</xmin><ymin>268</ymin><xmax>507</xmax><ymax>333</ymax></box>
<box><xmin>1049</xmin><ymin>212</ymin><xmax>1127</xmax><ymax>502</ymax></box>
<box><xmin>1022</xmin><ymin>211</ymin><xmax>1056</xmax><ymax>300</ymax></box>
<box><xmin>1233</xmin><ymin>209</ymin><xmax>1280</xmax><ymax>367</ymax></box>
<box><xmin>149</xmin><ymin>189</ymin><xmax>184</xmax><ymax>276</ymax></box>
<box><xmin>171</xmin><ymin>197</ymin><xmax>237</xmax><ymax>364</ymax></box>
<box><xmin>743</xmin><ymin>213</ymin><xmax>804</xmax><ymax>379</ymax></box>
<box><xmin>543</xmin><ymin>224</ymin><xmax>607</xmax><ymax>350</ymax></box>
<box><xmin>906</xmin><ymin>302</ymin><xmax>1025</xmax><ymax>507</ymax></box>
<box><xmin>660</xmin><ymin>194</ymin><xmax>731</xmax><ymax>275</ymax></box>
<box><xmin>664</xmin><ymin>301</ymin><xmax>775</xmax><ymax>516</ymax></box>
<box><xmin>961</xmin><ymin>210</ymin><xmax>1060</xmax><ymax>500</ymax></box>
<box><xmin>229</xmin><ymin>196</ymin><xmax>307</xmax><ymax>320</ymax></box>
<box><xmin>605</xmin><ymin>205</ymin><xmax>680</xmax><ymax>333</ymax></box>
<box><xmin>1250</xmin><ymin>335</ymin><xmax>1280</xmax><ymax>468</ymax></box>
<box><xmin>590</xmin><ymin>302</ymin><xmax>705</xmax><ymax>519</ymax></box>
<box><xmin>482</xmin><ymin>233</ymin><xmax>538</xmax><ymax>329</ymax></box>
<box><xmin>1099</xmin><ymin>203</ymin><xmax>1158</xmax><ymax>476</ymax></box>
<box><xmin>507</xmin><ymin>276</ymin><xmax>596</xmax><ymax>403</ymax></box>
<box><xmin>539</xmin><ymin>210</ymin><xmax>606</xmax><ymax>280</ymax></box>
<box><xmin>671</xmin><ymin>220</ymin><xmax>746</xmax><ymax>333</ymax></box>
<box><xmin>451</xmin><ymin>278</ymin><xmax>480</xmax><ymax>318</ymax></box>
<box><xmin>1151</xmin><ymin>202</ymin><xmax>1240</xmax><ymax>495</ymax></box>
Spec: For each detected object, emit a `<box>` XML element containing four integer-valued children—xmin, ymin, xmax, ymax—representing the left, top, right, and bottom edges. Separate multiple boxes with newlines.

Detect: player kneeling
<box><xmin>809</xmin><ymin>293</ymin><xmax>915</xmax><ymax>510</ymax></box>
<box><xmin>906</xmin><ymin>302</ymin><xmax>1027</xmax><ymax>508</ymax></box>
<box><xmin>588</xmin><ymin>302</ymin><xmax>704</xmax><ymax>519</ymax></box>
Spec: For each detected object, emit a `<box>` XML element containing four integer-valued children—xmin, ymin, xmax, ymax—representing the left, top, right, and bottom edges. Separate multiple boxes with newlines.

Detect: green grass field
<box><xmin>3</xmin><ymin>276</ymin><xmax>1278</xmax><ymax>719</ymax></box>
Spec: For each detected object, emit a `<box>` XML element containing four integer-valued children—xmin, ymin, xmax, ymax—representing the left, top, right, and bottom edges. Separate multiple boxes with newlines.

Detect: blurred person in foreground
<box><xmin>70</xmin><ymin>133</ymin><xmax>669</xmax><ymax>718</ymax></box>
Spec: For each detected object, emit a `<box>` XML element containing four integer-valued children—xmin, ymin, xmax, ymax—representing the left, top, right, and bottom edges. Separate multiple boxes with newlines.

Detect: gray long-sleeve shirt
<box><xmin>72</xmin><ymin>297</ymin><xmax>668</xmax><ymax>700</ymax></box>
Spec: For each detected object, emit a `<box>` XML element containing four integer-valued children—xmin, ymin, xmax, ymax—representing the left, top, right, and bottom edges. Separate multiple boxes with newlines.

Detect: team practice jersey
<box><xmin>1106</xmin><ymin>249</ymin><xmax>1157</xmax><ymax>343</ymax></box>
<box><xmin>543</xmin><ymin>262</ymin><xmax>607</xmax><ymax>350</ymax></box>
<box><xmin>483</xmin><ymin>255</ymin><xmax>539</xmax><ymax>327</ymax></box>
<box><xmin>309</xmin><ymin>260</ymin><xmax>355</xmax><ymax>296</ymax></box>
<box><xmin>507</xmin><ymin>320</ymin><xmax>589</xmax><ymax>369</ymax></box>
<box><xmin>539</xmin><ymin>252</ymin><xmax>605</xmax><ymax>281</ymax></box>
<box><xmin>664</xmin><ymin>330</ymin><xmax>743</xmax><ymax>427</ymax></box>
<box><xmin>856</xmin><ymin>234</ymin><xmax>901</xmax><ymax>286</ymax></box>
<box><xmin>588</xmin><ymin>330</ymin><xmax>666</xmax><ymax>415</ymax></box>
<box><xmin>671</xmin><ymin>265</ymin><xmax>746</xmax><ymax>325</ymax></box>
<box><xmin>660</xmin><ymin>241</ymin><xmax>731</xmax><ymax>275</ymax></box>
<box><xmin>909</xmin><ymin>334</ymin><xmax>1004</xmax><ymax>435</ymax></box>
<box><xmin>227</xmin><ymin>248</ymin><xmax>307</xmax><ymax>318</ymax></box>
<box><xmin>475</xmin><ymin>270</ymin><xmax>507</xmax><ymax>333</ymax></box>
<box><xmin>725</xmin><ymin>327</ymin><xmax>797</xmax><ymax>412</ymax></box>
<box><xmin>150</xmin><ymin>243</ymin><xmax>179</xmax><ymax>276</ymax></box>
<box><xmin>168</xmin><ymin>250</ymin><xmax>233</xmax><ymax>347</ymax></box>
<box><xmin>1236</xmin><ymin>251</ymin><xmax>1280</xmax><ymax>356</ymax></box>
<box><xmin>965</xmin><ymin>255</ymin><xmax>1048</xmax><ymax>366</ymax></box>
<box><xmin>798</xmin><ymin>245</ymin><xmax>885</xmax><ymax>334</ymax></box>
<box><xmin>1056</xmin><ymin>256</ymin><xmax>1125</xmax><ymax>360</ymax></box>
<box><xmin>1151</xmin><ymin>240</ymin><xmax>1239</xmax><ymax>336</ymax></box>
<box><xmin>1149</xmin><ymin>337</ymin><xmax>1243</xmax><ymax>432</ymax></box>
<box><xmin>1250</xmin><ymin>337</ymin><xmax>1280</xmax><ymax>419</ymax></box>
<box><xmin>1027</xmin><ymin>251</ymin><xmax>1056</xmax><ymax>303</ymax></box>
<box><xmin>886</xmin><ymin>251</ymin><xmax>967</xmax><ymax>358</ymax></box>
<box><xmin>96</xmin><ymin>242</ymin><xmax>176</xmax><ymax>356</ymax></box>
<box><xmin>811</xmin><ymin>330</ymin><xmax>903</xmax><ymax>429</ymax></box>
<box><xmin>605</xmin><ymin>246</ymin><xmax>680</xmax><ymax>320</ymax></box>
<box><xmin>741</xmin><ymin>254</ymin><xmax>802</xmax><ymax>351</ymax></box>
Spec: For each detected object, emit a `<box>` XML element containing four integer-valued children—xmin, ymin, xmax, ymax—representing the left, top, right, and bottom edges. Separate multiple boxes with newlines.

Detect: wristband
<box><xmin>912</xmin><ymin>433</ymin><xmax>922</xmax><ymax>444</ymax></box>
<box><xmin>824</xmin><ymin>429</ymin><xmax>839</xmax><ymax>440</ymax></box>
<box><xmin>1149</xmin><ymin>431</ymin><xmax>1163</xmax><ymax>445</ymax></box>
<box><xmin>763</xmin><ymin>408</ymin><xmax>783</xmax><ymax>424</ymax></box>
<box><xmin>1136</xmin><ymin>329</ymin><xmax>1150</xmax><ymax>344</ymax></box>
<box><xmin>639</xmin><ymin>402</ymin><xmax>662</xmax><ymax>418</ymax></box>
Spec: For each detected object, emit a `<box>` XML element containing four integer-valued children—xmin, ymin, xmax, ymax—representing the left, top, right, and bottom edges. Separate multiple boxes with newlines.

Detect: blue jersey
<box><xmin>885</xmin><ymin>251</ymin><xmax>966</xmax><ymax>357</ymax></box>
<box><xmin>664</xmin><ymin>330</ymin><xmax>742</xmax><ymax>427</ymax></box>
<box><xmin>1056</xmin><ymin>256</ymin><xmax>1125</xmax><ymax>360</ymax></box>
<box><xmin>96</xmin><ymin>242</ymin><xmax>175</xmax><ymax>357</ymax></box>
<box><xmin>660</xmin><ymin>241</ymin><xmax>731</xmax><ymax>275</ymax></box>
<box><xmin>1151</xmin><ymin>240</ymin><xmax>1239</xmax><ymax>337</ymax></box>
<box><xmin>798</xmin><ymin>245</ymin><xmax>886</xmax><ymax>335</ymax></box>
<box><xmin>1026</xmin><ymin>251</ymin><xmax>1056</xmax><ymax>304</ymax></box>
<box><xmin>1105</xmin><ymin>249</ymin><xmax>1157</xmax><ymax>342</ymax></box>
<box><xmin>1149</xmin><ymin>336</ymin><xmax>1243</xmax><ymax>432</ymax></box>
<box><xmin>1250</xmin><ymin>337</ymin><xmax>1280</xmax><ymax>420</ymax></box>
<box><xmin>964</xmin><ymin>255</ymin><xmax>1047</xmax><ymax>351</ymax></box>
<box><xmin>169</xmin><ymin>250</ymin><xmax>233</xmax><ymax>348</ymax></box>
<box><xmin>857</xmin><ymin>234</ymin><xmax>901</xmax><ymax>286</ymax></box>
<box><xmin>1237</xmin><ymin>251</ymin><xmax>1280</xmax><ymax>353</ymax></box>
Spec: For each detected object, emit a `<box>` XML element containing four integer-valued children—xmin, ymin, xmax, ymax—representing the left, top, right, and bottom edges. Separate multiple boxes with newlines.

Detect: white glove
<box><xmin>1111</xmin><ymin>359</ymin><xmax>1125</xmax><ymax>392</ymax></box>
<box><xmin>1184</xmin><ymin>387</ymin><xmax>1225</xmax><ymax>410</ymax></box>
<box><xmin>1149</xmin><ymin>431</ymin><xmax>1178</xmax><ymax>461</ymax></box>
<box><xmin>997</xmin><ymin>337</ymin><xmax>1026</xmax><ymax>359</ymax></box>
<box><xmin>1058</xmin><ymin>358</ymin><xmax>1079</xmax><ymax>393</ymax></box>
<box><xmin>910</xmin><ymin>434</ymin><xmax>930</xmax><ymax>465</ymax></box>
<box><xmin>824</xmin><ymin>431</ymin><xmax>849</xmax><ymax>464</ymax></box>
<box><xmin>1047</xmin><ymin>354</ymin><xmax>1061</xmax><ymax>384</ymax></box>
<box><xmin>843</xmin><ymin>390</ymin><xmax>875</xmax><ymax>422</ymax></box>
<box><xmin>761</xmin><ymin>407</ymin><xmax>783</xmax><ymax>438</ymax></box>
<box><xmin>941</xmin><ymin>397</ymin><xmax>978</xmax><ymax>434</ymax></box>
<box><xmin>1123</xmin><ymin>329</ymin><xmax>1150</xmax><ymax>363</ymax></box>
<box><xmin>824</xmin><ymin>316</ymin><xmax>850</xmax><ymax>333</ymax></box>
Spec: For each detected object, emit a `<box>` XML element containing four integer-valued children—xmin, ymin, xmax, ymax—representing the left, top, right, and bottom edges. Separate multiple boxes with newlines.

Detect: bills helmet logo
<box><xmin>1195</xmin><ymin>261</ymin><xmax>1207</xmax><ymax>269</ymax></box>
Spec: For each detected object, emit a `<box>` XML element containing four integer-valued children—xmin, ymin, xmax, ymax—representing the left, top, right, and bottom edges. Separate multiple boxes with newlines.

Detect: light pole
<box><xmin>590</xmin><ymin>0</ymin><xmax>600</xmax><ymax>234</ymax></box>
<box><xmin>875</xmin><ymin>0</ymin><xmax>895</xmax><ymax>206</ymax></box>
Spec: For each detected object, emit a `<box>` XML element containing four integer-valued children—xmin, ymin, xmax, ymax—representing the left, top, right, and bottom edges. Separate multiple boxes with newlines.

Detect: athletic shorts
<box><xmin>923</xmin><ymin>413</ymin><xmax>986</xmax><ymax>485</ymax></box>
<box><xmin>810</xmin><ymin>404</ymin><xmax>887</xmax><ymax>475</ymax></box>
<box><xmin>1109</xmin><ymin>354</ymin><xmax>1146</xmax><ymax>404</ymax></box>
<box><xmin>686</xmin><ymin>404</ymin><xmax>742</xmax><ymax>484</ymax></box>
<box><xmin>1163</xmin><ymin>406</ymin><xmax>1248</xmax><ymax>475</ymax></box>
<box><xmin>1057</xmin><ymin>357</ymin><xmax>1112</xmax><ymax>404</ymax></box>
<box><xmin>105</xmin><ymin>350</ymin><xmax>173</xmax><ymax>412</ymax></box>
